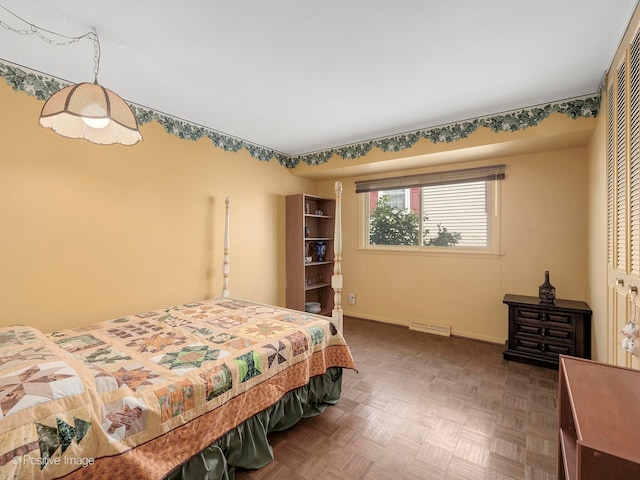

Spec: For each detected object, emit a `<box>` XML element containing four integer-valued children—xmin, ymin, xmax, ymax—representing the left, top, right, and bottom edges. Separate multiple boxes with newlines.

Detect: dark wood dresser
<box><xmin>503</xmin><ymin>294</ymin><xmax>591</xmax><ymax>369</ymax></box>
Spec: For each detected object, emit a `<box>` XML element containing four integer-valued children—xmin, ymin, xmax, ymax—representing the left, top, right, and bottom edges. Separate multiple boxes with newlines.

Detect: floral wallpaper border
<box><xmin>1</xmin><ymin>59</ymin><xmax>600</xmax><ymax>169</ymax></box>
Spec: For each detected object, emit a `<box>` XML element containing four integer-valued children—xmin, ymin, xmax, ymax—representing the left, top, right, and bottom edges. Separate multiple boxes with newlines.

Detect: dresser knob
<box><xmin>617</xmin><ymin>278</ymin><xmax>625</xmax><ymax>286</ymax></box>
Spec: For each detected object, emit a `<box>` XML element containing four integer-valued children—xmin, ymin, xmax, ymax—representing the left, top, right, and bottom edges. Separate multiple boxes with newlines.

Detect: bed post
<box><xmin>222</xmin><ymin>196</ymin><xmax>230</xmax><ymax>298</ymax></box>
<box><xmin>332</xmin><ymin>181</ymin><xmax>344</xmax><ymax>332</ymax></box>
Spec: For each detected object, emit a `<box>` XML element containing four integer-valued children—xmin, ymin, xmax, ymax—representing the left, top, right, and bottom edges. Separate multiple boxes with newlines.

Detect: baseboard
<box><xmin>452</xmin><ymin>330</ymin><xmax>505</xmax><ymax>345</ymax></box>
<box><xmin>342</xmin><ymin>310</ymin><xmax>408</xmax><ymax>327</ymax></box>
<box><xmin>343</xmin><ymin>310</ymin><xmax>504</xmax><ymax>345</ymax></box>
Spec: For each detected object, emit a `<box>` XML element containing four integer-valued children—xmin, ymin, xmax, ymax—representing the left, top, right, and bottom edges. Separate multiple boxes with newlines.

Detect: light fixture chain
<box><xmin>0</xmin><ymin>19</ymin><xmax>87</xmax><ymax>47</ymax></box>
<box><xmin>91</xmin><ymin>32</ymin><xmax>100</xmax><ymax>84</ymax></box>
<box><xmin>0</xmin><ymin>4</ymin><xmax>98</xmax><ymax>79</ymax></box>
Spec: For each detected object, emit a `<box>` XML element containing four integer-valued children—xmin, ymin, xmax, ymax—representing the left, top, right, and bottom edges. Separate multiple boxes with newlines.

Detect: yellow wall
<box><xmin>0</xmin><ymin>81</ymin><xmax>316</xmax><ymax>332</ymax></box>
<box><xmin>320</xmin><ymin>146</ymin><xmax>589</xmax><ymax>343</ymax></box>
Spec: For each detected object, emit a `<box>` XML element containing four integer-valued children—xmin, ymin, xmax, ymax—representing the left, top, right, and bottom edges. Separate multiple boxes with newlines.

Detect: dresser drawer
<box><xmin>514</xmin><ymin>306</ymin><xmax>576</xmax><ymax>328</ymax></box>
<box><xmin>513</xmin><ymin>337</ymin><xmax>575</xmax><ymax>357</ymax></box>
<box><xmin>514</xmin><ymin>321</ymin><xmax>576</xmax><ymax>343</ymax></box>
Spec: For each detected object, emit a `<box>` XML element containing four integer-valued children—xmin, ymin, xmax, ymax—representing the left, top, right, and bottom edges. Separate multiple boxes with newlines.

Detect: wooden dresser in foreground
<box><xmin>558</xmin><ymin>356</ymin><xmax>640</xmax><ymax>479</ymax></box>
<box><xmin>502</xmin><ymin>294</ymin><xmax>591</xmax><ymax>369</ymax></box>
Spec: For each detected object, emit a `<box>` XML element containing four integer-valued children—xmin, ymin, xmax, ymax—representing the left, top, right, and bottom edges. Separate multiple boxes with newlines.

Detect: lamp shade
<box><xmin>39</xmin><ymin>82</ymin><xmax>142</xmax><ymax>145</ymax></box>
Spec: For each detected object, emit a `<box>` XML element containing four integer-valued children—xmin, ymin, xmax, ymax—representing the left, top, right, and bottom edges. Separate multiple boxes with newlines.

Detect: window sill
<box><xmin>356</xmin><ymin>246</ymin><xmax>504</xmax><ymax>259</ymax></box>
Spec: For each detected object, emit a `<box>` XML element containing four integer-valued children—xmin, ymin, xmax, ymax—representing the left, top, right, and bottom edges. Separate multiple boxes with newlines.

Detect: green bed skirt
<box><xmin>165</xmin><ymin>367</ymin><xmax>344</xmax><ymax>480</ymax></box>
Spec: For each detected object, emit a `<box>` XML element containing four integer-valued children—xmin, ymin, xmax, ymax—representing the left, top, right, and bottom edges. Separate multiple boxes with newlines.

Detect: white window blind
<box><xmin>422</xmin><ymin>181</ymin><xmax>487</xmax><ymax>247</ymax></box>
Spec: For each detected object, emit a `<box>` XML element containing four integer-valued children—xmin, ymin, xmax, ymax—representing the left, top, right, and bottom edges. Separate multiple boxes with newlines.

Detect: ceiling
<box><xmin>0</xmin><ymin>1</ymin><xmax>638</xmax><ymax>156</ymax></box>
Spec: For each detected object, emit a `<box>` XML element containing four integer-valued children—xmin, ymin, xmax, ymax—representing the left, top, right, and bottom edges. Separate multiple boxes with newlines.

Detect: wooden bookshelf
<box><xmin>285</xmin><ymin>193</ymin><xmax>335</xmax><ymax>315</ymax></box>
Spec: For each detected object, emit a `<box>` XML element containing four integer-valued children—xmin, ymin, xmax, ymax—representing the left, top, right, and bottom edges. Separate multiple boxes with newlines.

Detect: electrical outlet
<box><xmin>348</xmin><ymin>293</ymin><xmax>356</xmax><ymax>305</ymax></box>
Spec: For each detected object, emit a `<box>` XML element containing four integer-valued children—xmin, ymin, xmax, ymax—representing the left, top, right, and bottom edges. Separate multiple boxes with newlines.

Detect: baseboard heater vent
<box><xmin>410</xmin><ymin>321</ymin><xmax>451</xmax><ymax>337</ymax></box>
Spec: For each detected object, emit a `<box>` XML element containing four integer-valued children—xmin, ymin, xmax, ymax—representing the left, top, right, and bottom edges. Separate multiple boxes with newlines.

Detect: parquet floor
<box><xmin>235</xmin><ymin>317</ymin><xmax>558</xmax><ymax>480</ymax></box>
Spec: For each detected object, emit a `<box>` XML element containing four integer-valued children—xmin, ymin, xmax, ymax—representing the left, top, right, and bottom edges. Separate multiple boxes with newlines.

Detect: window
<box><xmin>377</xmin><ymin>188</ymin><xmax>410</xmax><ymax>210</ymax></box>
<box><xmin>357</xmin><ymin>165</ymin><xmax>504</xmax><ymax>251</ymax></box>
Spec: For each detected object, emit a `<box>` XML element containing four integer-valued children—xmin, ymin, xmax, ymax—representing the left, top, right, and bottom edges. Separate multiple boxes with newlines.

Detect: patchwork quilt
<box><xmin>0</xmin><ymin>298</ymin><xmax>356</xmax><ymax>479</ymax></box>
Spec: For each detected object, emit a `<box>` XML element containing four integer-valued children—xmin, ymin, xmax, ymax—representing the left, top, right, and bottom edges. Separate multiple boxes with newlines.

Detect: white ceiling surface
<box><xmin>0</xmin><ymin>1</ymin><xmax>638</xmax><ymax>156</ymax></box>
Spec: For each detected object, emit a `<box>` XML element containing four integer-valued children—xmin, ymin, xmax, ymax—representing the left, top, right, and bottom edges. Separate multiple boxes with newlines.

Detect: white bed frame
<box><xmin>331</xmin><ymin>181</ymin><xmax>343</xmax><ymax>332</ymax></box>
<box><xmin>221</xmin><ymin>181</ymin><xmax>344</xmax><ymax>332</ymax></box>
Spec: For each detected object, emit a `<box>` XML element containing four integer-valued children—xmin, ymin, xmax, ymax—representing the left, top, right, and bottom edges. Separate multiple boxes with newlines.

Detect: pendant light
<box><xmin>38</xmin><ymin>32</ymin><xmax>142</xmax><ymax>146</ymax></box>
<box><xmin>1</xmin><ymin>5</ymin><xmax>142</xmax><ymax>145</ymax></box>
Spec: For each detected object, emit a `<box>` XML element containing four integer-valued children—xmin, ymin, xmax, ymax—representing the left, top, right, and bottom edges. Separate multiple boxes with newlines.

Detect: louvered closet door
<box><xmin>608</xmin><ymin>29</ymin><xmax>640</xmax><ymax>369</ymax></box>
<box><xmin>631</xmin><ymin>32</ymin><xmax>640</xmax><ymax>281</ymax></box>
<box><xmin>607</xmin><ymin>80</ymin><xmax>621</xmax><ymax>366</ymax></box>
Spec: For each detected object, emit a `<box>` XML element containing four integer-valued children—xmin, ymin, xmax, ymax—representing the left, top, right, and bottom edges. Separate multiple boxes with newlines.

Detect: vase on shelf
<box><xmin>538</xmin><ymin>270</ymin><xmax>556</xmax><ymax>304</ymax></box>
<box><xmin>314</xmin><ymin>241</ymin><xmax>326</xmax><ymax>262</ymax></box>
<box><xmin>305</xmin><ymin>241</ymin><xmax>312</xmax><ymax>263</ymax></box>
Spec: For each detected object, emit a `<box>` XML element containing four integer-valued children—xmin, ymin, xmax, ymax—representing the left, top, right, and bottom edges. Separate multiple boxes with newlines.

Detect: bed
<box><xmin>0</xmin><ymin>182</ymin><xmax>355</xmax><ymax>480</ymax></box>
